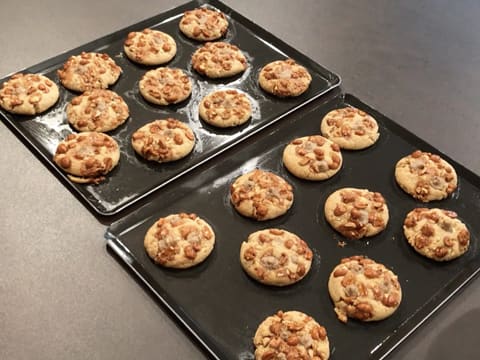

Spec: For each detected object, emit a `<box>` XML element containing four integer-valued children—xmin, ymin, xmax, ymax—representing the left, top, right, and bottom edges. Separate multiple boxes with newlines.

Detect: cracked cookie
<box><xmin>328</xmin><ymin>256</ymin><xmax>402</xmax><ymax>323</ymax></box>
<box><xmin>53</xmin><ymin>132</ymin><xmax>120</xmax><ymax>184</ymax></box>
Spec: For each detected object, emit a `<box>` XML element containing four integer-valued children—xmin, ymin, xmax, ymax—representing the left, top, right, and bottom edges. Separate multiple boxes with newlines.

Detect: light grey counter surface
<box><xmin>1</xmin><ymin>1</ymin><xmax>479</xmax><ymax>359</ymax></box>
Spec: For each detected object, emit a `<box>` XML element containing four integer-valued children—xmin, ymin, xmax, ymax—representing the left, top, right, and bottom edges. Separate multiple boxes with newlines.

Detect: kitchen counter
<box><xmin>1</xmin><ymin>1</ymin><xmax>479</xmax><ymax>359</ymax></box>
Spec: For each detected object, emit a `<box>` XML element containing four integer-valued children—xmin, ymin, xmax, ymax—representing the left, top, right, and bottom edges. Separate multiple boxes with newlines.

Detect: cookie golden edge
<box><xmin>230</xmin><ymin>169</ymin><xmax>294</xmax><ymax>221</ymax></box>
<box><xmin>0</xmin><ymin>73</ymin><xmax>60</xmax><ymax>115</ymax></box>
<box><xmin>282</xmin><ymin>135</ymin><xmax>343</xmax><ymax>181</ymax></box>
<box><xmin>403</xmin><ymin>207</ymin><xmax>470</xmax><ymax>261</ymax></box>
<box><xmin>320</xmin><ymin>107</ymin><xmax>380</xmax><ymax>150</ymax></box>
<box><xmin>324</xmin><ymin>187</ymin><xmax>389</xmax><ymax>239</ymax></box>
<box><xmin>239</xmin><ymin>228</ymin><xmax>313</xmax><ymax>286</ymax></box>
<box><xmin>328</xmin><ymin>255</ymin><xmax>402</xmax><ymax>323</ymax></box>
<box><xmin>131</xmin><ymin>119</ymin><xmax>195</xmax><ymax>163</ymax></box>
<box><xmin>198</xmin><ymin>89</ymin><xmax>252</xmax><ymax>128</ymax></box>
<box><xmin>144</xmin><ymin>213</ymin><xmax>215</xmax><ymax>269</ymax></box>
<box><xmin>394</xmin><ymin>150</ymin><xmax>458</xmax><ymax>202</ymax></box>
<box><xmin>53</xmin><ymin>132</ymin><xmax>120</xmax><ymax>184</ymax></box>
<box><xmin>253</xmin><ymin>310</ymin><xmax>330</xmax><ymax>360</ymax></box>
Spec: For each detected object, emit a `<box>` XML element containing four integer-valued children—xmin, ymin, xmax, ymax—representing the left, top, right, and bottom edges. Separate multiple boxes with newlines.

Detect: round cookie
<box><xmin>57</xmin><ymin>52</ymin><xmax>122</xmax><ymax>92</ymax></box>
<box><xmin>253</xmin><ymin>310</ymin><xmax>330</xmax><ymax>360</ymax></box>
<box><xmin>0</xmin><ymin>73</ymin><xmax>59</xmax><ymax>115</ymax></box>
<box><xmin>53</xmin><ymin>132</ymin><xmax>120</xmax><ymax>184</ymax></box>
<box><xmin>240</xmin><ymin>229</ymin><xmax>313</xmax><ymax>286</ymax></box>
<box><xmin>258</xmin><ymin>59</ymin><xmax>312</xmax><ymax>97</ymax></box>
<box><xmin>403</xmin><ymin>208</ymin><xmax>470</xmax><ymax>261</ymax></box>
<box><xmin>230</xmin><ymin>169</ymin><xmax>294</xmax><ymax>221</ymax></box>
<box><xmin>199</xmin><ymin>89</ymin><xmax>252</xmax><ymax>127</ymax></box>
<box><xmin>124</xmin><ymin>28</ymin><xmax>177</xmax><ymax>65</ymax></box>
<box><xmin>144</xmin><ymin>213</ymin><xmax>215</xmax><ymax>269</ymax></box>
<box><xmin>282</xmin><ymin>135</ymin><xmax>342</xmax><ymax>181</ymax></box>
<box><xmin>139</xmin><ymin>67</ymin><xmax>192</xmax><ymax>105</ymax></box>
<box><xmin>328</xmin><ymin>255</ymin><xmax>402</xmax><ymax>323</ymax></box>
<box><xmin>179</xmin><ymin>7</ymin><xmax>228</xmax><ymax>41</ymax></box>
<box><xmin>191</xmin><ymin>42</ymin><xmax>247</xmax><ymax>78</ymax></box>
<box><xmin>66</xmin><ymin>89</ymin><xmax>129</xmax><ymax>132</ymax></box>
<box><xmin>395</xmin><ymin>150</ymin><xmax>458</xmax><ymax>202</ymax></box>
<box><xmin>320</xmin><ymin>107</ymin><xmax>380</xmax><ymax>150</ymax></box>
<box><xmin>324</xmin><ymin>187</ymin><xmax>389</xmax><ymax>239</ymax></box>
<box><xmin>131</xmin><ymin>118</ymin><xmax>195</xmax><ymax>163</ymax></box>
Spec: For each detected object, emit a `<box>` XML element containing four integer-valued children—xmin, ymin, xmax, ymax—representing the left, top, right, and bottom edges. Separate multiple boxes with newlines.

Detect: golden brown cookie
<box><xmin>66</xmin><ymin>89</ymin><xmax>129</xmax><ymax>132</ymax></box>
<box><xmin>230</xmin><ymin>169</ymin><xmax>294</xmax><ymax>221</ymax></box>
<box><xmin>53</xmin><ymin>132</ymin><xmax>120</xmax><ymax>184</ymax></box>
<box><xmin>258</xmin><ymin>59</ymin><xmax>312</xmax><ymax>97</ymax></box>
<box><xmin>144</xmin><ymin>213</ymin><xmax>215</xmax><ymax>268</ymax></box>
<box><xmin>57</xmin><ymin>52</ymin><xmax>122</xmax><ymax>92</ymax></box>
<box><xmin>124</xmin><ymin>29</ymin><xmax>177</xmax><ymax>65</ymax></box>
<box><xmin>395</xmin><ymin>150</ymin><xmax>458</xmax><ymax>202</ymax></box>
<box><xmin>131</xmin><ymin>118</ymin><xmax>195</xmax><ymax>163</ymax></box>
<box><xmin>0</xmin><ymin>73</ymin><xmax>59</xmax><ymax>115</ymax></box>
<box><xmin>282</xmin><ymin>135</ymin><xmax>342</xmax><ymax>180</ymax></box>
<box><xmin>191</xmin><ymin>42</ymin><xmax>247</xmax><ymax>78</ymax></box>
<box><xmin>320</xmin><ymin>107</ymin><xmax>380</xmax><ymax>150</ymax></box>
<box><xmin>198</xmin><ymin>89</ymin><xmax>252</xmax><ymax>127</ymax></box>
<box><xmin>328</xmin><ymin>256</ymin><xmax>402</xmax><ymax>323</ymax></box>
<box><xmin>179</xmin><ymin>7</ymin><xmax>228</xmax><ymax>41</ymax></box>
<box><xmin>403</xmin><ymin>208</ymin><xmax>470</xmax><ymax>261</ymax></box>
<box><xmin>253</xmin><ymin>310</ymin><xmax>330</xmax><ymax>360</ymax></box>
<box><xmin>324</xmin><ymin>187</ymin><xmax>389</xmax><ymax>239</ymax></box>
<box><xmin>139</xmin><ymin>67</ymin><xmax>192</xmax><ymax>105</ymax></box>
<box><xmin>240</xmin><ymin>229</ymin><xmax>313</xmax><ymax>286</ymax></box>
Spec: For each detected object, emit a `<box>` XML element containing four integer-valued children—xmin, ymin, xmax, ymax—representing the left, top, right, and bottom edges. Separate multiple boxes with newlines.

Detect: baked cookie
<box><xmin>53</xmin><ymin>132</ymin><xmax>120</xmax><ymax>184</ymax></box>
<box><xmin>258</xmin><ymin>59</ymin><xmax>312</xmax><ymax>97</ymax></box>
<box><xmin>253</xmin><ymin>310</ymin><xmax>330</xmax><ymax>360</ymax></box>
<box><xmin>139</xmin><ymin>67</ymin><xmax>192</xmax><ymax>105</ymax></box>
<box><xmin>131</xmin><ymin>118</ymin><xmax>195</xmax><ymax>163</ymax></box>
<box><xmin>324</xmin><ymin>187</ymin><xmax>389</xmax><ymax>239</ymax></box>
<box><xmin>179</xmin><ymin>7</ymin><xmax>228</xmax><ymax>41</ymax></box>
<box><xmin>57</xmin><ymin>52</ymin><xmax>121</xmax><ymax>92</ymax></box>
<box><xmin>66</xmin><ymin>89</ymin><xmax>129</xmax><ymax>132</ymax></box>
<box><xmin>0</xmin><ymin>73</ymin><xmax>59</xmax><ymax>115</ymax></box>
<box><xmin>124</xmin><ymin>28</ymin><xmax>177</xmax><ymax>65</ymax></box>
<box><xmin>282</xmin><ymin>135</ymin><xmax>342</xmax><ymax>181</ymax></box>
<box><xmin>395</xmin><ymin>150</ymin><xmax>458</xmax><ymax>202</ymax></box>
<box><xmin>191</xmin><ymin>42</ymin><xmax>247</xmax><ymax>78</ymax></box>
<box><xmin>403</xmin><ymin>208</ymin><xmax>470</xmax><ymax>261</ymax></box>
<box><xmin>144</xmin><ymin>213</ymin><xmax>215</xmax><ymax>269</ymax></box>
<box><xmin>230</xmin><ymin>169</ymin><xmax>294</xmax><ymax>221</ymax></box>
<box><xmin>328</xmin><ymin>255</ymin><xmax>402</xmax><ymax>323</ymax></box>
<box><xmin>198</xmin><ymin>89</ymin><xmax>252</xmax><ymax>127</ymax></box>
<box><xmin>240</xmin><ymin>229</ymin><xmax>313</xmax><ymax>286</ymax></box>
<box><xmin>320</xmin><ymin>107</ymin><xmax>380</xmax><ymax>150</ymax></box>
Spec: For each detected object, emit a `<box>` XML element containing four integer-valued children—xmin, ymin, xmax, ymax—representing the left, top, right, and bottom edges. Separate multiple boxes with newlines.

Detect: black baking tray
<box><xmin>105</xmin><ymin>93</ymin><xmax>480</xmax><ymax>359</ymax></box>
<box><xmin>0</xmin><ymin>0</ymin><xmax>340</xmax><ymax>217</ymax></box>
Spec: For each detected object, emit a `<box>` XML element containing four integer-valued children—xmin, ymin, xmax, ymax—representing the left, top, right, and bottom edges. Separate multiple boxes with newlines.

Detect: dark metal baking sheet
<box><xmin>105</xmin><ymin>92</ymin><xmax>480</xmax><ymax>359</ymax></box>
<box><xmin>0</xmin><ymin>0</ymin><xmax>340</xmax><ymax>217</ymax></box>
